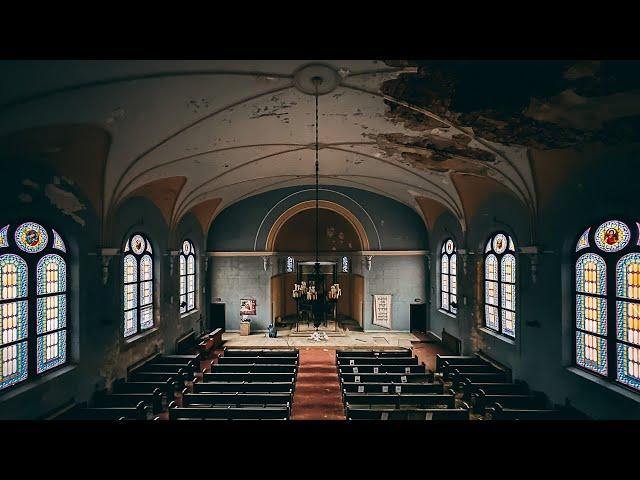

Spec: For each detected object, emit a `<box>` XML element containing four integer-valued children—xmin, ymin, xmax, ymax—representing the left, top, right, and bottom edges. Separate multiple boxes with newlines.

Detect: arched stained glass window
<box><xmin>576</xmin><ymin>220</ymin><xmax>640</xmax><ymax>391</ymax></box>
<box><xmin>0</xmin><ymin>222</ymin><xmax>68</xmax><ymax>391</ymax></box>
<box><xmin>179</xmin><ymin>240</ymin><xmax>196</xmax><ymax>315</ymax></box>
<box><xmin>483</xmin><ymin>232</ymin><xmax>517</xmax><ymax>338</ymax></box>
<box><xmin>123</xmin><ymin>233</ymin><xmax>154</xmax><ymax>337</ymax></box>
<box><xmin>440</xmin><ymin>238</ymin><xmax>457</xmax><ymax>315</ymax></box>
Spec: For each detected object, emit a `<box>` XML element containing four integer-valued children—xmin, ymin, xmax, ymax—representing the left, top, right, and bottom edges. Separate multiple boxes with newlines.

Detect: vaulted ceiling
<box><xmin>1</xmin><ymin>60</ymin><xmax>638</xmax><ymax>234</ymax></box>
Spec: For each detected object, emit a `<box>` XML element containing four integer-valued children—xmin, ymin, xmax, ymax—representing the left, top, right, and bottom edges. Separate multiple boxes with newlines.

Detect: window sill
<box><xmin>123</xmin><ymin>327</ymin><xmax>159</xmax><ymax>347</ymax></box>
<box><xmin>0</xmin><ymin>364</ymin><xmax>77</xmax><ymax>403</ymax></box>
<box><xmin>566</xmin><ymin>367</ymin><xmax>640</xmax><ymax>404</ymax></box>
<box><xmin>479</xmin><ymin>327</ymin><xmax>516</xmax><ymax>345</ymax></box>
<box><xmin>437</xmin><ymin>309</ymin><xmax>457</xmax><ymax>319</ymax></box>
<box><xmin>180</xmin><ymin>309</ymin><xmax>199</xmax><ymax>319</ymax></box>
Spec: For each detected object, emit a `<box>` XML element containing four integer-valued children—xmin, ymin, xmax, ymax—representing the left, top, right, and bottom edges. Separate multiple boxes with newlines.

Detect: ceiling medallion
<box><xmin>293</xmin><ymin>64</ymin><xmax>340</xmax><ymax>96</ymax></box>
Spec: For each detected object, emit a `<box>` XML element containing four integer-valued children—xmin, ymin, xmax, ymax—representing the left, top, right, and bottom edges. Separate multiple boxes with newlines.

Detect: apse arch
<box><xmin>265</xmin><ymin>200</ymin><xmax>370</xmax><ymax>251</ymax></box>
<box><xmin>253</xmin><ymin>188</ymin><xmax>382</xmax><ymax>251</ymax></box>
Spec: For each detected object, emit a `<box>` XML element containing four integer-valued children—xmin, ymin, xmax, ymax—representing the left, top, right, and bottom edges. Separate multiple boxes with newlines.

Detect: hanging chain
<box><xmin>315</xmin><ymin>80</ymin><xmax>319</xmax><ymax>266</ymax></box>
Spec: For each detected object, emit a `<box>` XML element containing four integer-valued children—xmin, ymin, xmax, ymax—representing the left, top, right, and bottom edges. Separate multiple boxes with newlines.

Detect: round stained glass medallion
<box><xmin>15</xmin><ymin>222</ymin><xmax>48</xmax><ymax>253</ymax></box>
<box><xmin>493</xmin><ymin>233</ymin><xmax>507</xmax><ymax>254</ymax></box>
<box><xmin>182</xmin><ymin>240</ymin><xmax>191</xmax><ymax>255</ymax></box>
<box><xmin>131</xmin><ymin>234</ymin><xmax>146</xmax><ymax>255</ymax></box>
<box><xmin>595</xmin><ymin>220</ymin><xmax>630</xmax><ymax>253</ymax></box>
<box><xmin>445</xmin><ymin>239</ymin><xmax>454</xmax><ymax>255</ymax></box>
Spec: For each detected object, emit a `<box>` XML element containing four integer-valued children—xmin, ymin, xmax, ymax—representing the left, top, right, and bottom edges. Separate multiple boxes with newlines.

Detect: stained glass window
<box><xmin>0</xmin><ymin>223</ymin><xmax>68</xmax><ymax>391</ymax></box>
<box><xmin>123</xmin><ymin>233</ymin><xmax>154</xmax><ymax>337</ymax></box>
<box><xmin>179</xmin><ymin>240</ymin><xmax>196</xmax><ymax>315</ymax></box>
<box><xmin>575</xmin><ymin>220</ymin><xmax>640</xmax><ymax>392</ymax></box>
<box><xmin>483</xmin><ymin>232</ymin><xmax>517</xmax><ymax>338</ymax></box>
<box><xmin>440</xmin><ymin>238</ymin><xmax>457</xmax><ymax>315</ymax></box>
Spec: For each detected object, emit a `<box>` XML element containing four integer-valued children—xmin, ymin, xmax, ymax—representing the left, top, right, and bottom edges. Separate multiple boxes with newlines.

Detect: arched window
<box><xmin>440</xmin><ymin>238</ymin><xmax>457</xmax><ymax>315</ymax></box>
<box><xmin>179</xmin><ymin>240</ymin><xmax>196</xmax><ymax>315</ymax></box>
<box><xmin>575</xmin><ymin>220</ymin><xmax>640</xmax><ymax>392</ymax></box>
<box><xmin>483</xmin><ymin>232</ymin><xmax>517</xmax><ymax>338</ymax></box>
<box><xmin>123</xmin><ymin>233</ymin><xmax>154</xmax><ymax>337</ymax></box>
<box><xmin>0</xmin><ymin>222</ymin><xmax>68</xmax><ymax>391</ymax></box>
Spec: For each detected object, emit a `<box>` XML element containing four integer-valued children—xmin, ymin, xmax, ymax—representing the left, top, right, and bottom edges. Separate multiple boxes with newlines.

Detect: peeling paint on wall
<box><xmin>44</xmin><ymin>182</ymin><xmax>87</xmax><ymax>226</ymax></box>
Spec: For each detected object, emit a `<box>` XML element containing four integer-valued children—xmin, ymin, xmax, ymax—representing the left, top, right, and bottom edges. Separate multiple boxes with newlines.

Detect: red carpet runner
<box><xmin>291</xmin><ymin>348</ymin><xmax>346</xmax><ymax>420</ymax></box>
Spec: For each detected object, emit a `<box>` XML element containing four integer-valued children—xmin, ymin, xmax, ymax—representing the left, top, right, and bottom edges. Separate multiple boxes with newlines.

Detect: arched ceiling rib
<box><xmin>6</xmin><ymin>60</ymin><xmax>611</xmax><ymax>238</ymax></box>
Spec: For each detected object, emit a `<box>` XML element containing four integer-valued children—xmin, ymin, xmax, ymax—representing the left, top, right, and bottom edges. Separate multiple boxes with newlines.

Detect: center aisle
<box><xmin>290</xmin><ymin>348</ymin><xmax>346</xmax><ymax>420</ymax></box>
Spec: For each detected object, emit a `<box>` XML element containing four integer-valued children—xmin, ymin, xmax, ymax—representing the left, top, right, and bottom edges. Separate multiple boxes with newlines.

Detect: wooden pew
<box><xmin>339</xmin><ymin>372</ymin><xmax>434</xmax><ymax>384</ymax></box>
<box><xmin>209</xmin><ymin>364</ymin><xmax>297</xmax><ymax>374</ymax></box>
<box><xmin>56</xmin><ymin>401</ymin><xmax>151</xmax><ymax>420</ymax></box>
<box><xmin>154</xmin><ymin>353</ymin><xmax>201</xmax><ymax>363</ymax></box>
<box><xmin>218</xmin><ymin>356</ymin><xmax>298</xmax><ymax>365</ymax></box>
<box><xmin>93</xmin><ymin>389</ymin><xmax>163</xmax><ymax>414</ymax></box>
<box><xmin>176</xmin><ymin>329</ymin><xmax>199</xmax><ymax>354</ymax></box>
<box><xmin>473</xmin><ymin>391</ymin><xmax>547</xmax><ymax>415</ymax></box>
<box><xmin>197</xmin><ymin>328</ymin><xmax>224</xmax><ymax>358</ymax></box>
<box><xmin>339</xmin><ymin>364</ymin><xmax>426</xmax><ymax>374</ymax></box>
<box><xmin>342</xmin><ymin>382</ymin><xmax>444</xmax><ymax>395</ymax></box>
<box><xmin>460</xmin><ymin>380</ymin><xmax>529</xmax><ymax>400</ymax></box>
<box><xmin>452</xmin><ymin>371</ymin><xmax>509</xmax><ymax>389</ymax></box>
<box><xmin>435</xmin><ymin>354</ymin><xmax>487</xmax><ymax>373</ymax></box>
<box><xmin>337</xmin><ymin>357</ymin><xmax>419</xmax><ymax>366</ymax></box>
<box><xmin>203</xmin><ymin>372</ymin><xmax>296</xmax><ymax>384</ymax></box>
<box><xmin>347</xmin><ymin>407</ymin><xmax>469</xmax><ymax>420</ymax></box>
<box><xmin>336</xmin><ymin>350</ymin><xmax>412</xmax><ymax>358</ymax></box>
<box><xmin>344</xmin><ymin>393</ymin><xmax>456</xmax><ymax>410</ymax></box>
<box><xmin>128</xmin><ymin>371</ymin><xmax>185</xmax><ymax>389</ymax></box>
<box><xmin>488</xmin><ymin>403</ymin><xmax>562</xmax><ymax>420</ymax></box>
<box><xmin>134</xmin><ymin>363</ymin><xmax>195</xmax><ymax>378</ymax></box>
<box><xmin>192</xmin><ymin>381</ymin><xmax>294</xmax><ymax>394</ymax></box>
<box><xmin>223</xmin><ymin>349</ymin><xmax>298</xmax><ymax>358</ymax></box>
<box><xmin>182</xmin><ymin>392</ymin><xmax>293</xmax><ymax>410</ymax></box>
<box><xmin>168</xmin><ymin>402</ymin><xmax>290</xmax><ymax>420</ymax></box>
<box><xmin>112</xmin><ymin>378</ymin><xmax>176</xmax><ymax>402</ymax></box>
<box><xmin>442</xmin><ymin>363</ymin><xmax>501</xmax><ymax>381</ymax></box>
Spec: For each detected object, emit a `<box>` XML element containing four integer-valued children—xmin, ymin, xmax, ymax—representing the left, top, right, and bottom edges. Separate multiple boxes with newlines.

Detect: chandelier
<box><xmin>291</xmin><ymin>76</ymin><xmax>341</xmax><ymax>307</ymax></box>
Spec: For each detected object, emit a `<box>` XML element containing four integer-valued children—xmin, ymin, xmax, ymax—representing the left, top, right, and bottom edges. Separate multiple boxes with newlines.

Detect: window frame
<box><xmin>573</xmin><ymin>219</ymin><xmax>640</xmax><ymax>393</ymax></box>
<box><xmin>122</xmin><ymin>232</ymin><xmax>155</xmax><ymax>338</ymax></box>
<box><xmin>483</xmin><ymin>231</ymin><xmax>517</xmax><ymax>339</ymax></box>
<box><xmin>179</xmin><ymin>239</ymin><xmax>197</xmax><ymax>315</ymax></box>
<box><xmin>439</xmin><ymin>238</ymin><xmax>457</xmax><ymax>316</ymax></box>
<box><xmin>0</xmin><ymin>221</ymin><xmax>69</xmax><ymax>393</ymax></box>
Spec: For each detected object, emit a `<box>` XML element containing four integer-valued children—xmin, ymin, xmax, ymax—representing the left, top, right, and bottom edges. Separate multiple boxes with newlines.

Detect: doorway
<box><xmin>210</xmin><ymin>302</ymin><xmax>226</xmax><ymax>331</ymax></box>
<box><xmin>410</xmin><ymin>303</ymin><xmax>427</xmax><ymax>333</ymax></box>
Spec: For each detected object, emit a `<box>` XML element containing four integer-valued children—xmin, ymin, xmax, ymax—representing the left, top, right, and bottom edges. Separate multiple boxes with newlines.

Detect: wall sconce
<box><xmin>263</xmin><ymin>256</ymin><xmax>271</xmax><ymax>271</ymax></box>
<box><xmin>365</xmin><ymin>255</ymin><xmax>373</xmax><ymax>271</ymax></box>
<box><xmin>458</xmin><ymin>249</ymin><xmax>470</xmax><ymax>276</ymax></box>
<box><xmin>99</xmin><ymin>248</ymin><xmax>119</xmax><ymax>286</ymax></box>
<box><xmin>521</xmin><ymin>246</ymin><xmax>540</xmax><ymax>284</ymax></box>
<box><xmin>168</xmin><ymin>250</ymin><xmax>179</xmax><ymax>277</ymax></box>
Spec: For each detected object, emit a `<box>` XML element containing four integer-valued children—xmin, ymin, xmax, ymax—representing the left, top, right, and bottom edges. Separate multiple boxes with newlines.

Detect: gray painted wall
<box><xmin>209</xmin><ymin>185</ymin><xmax>428</xmax><ymax>251</ymax></box>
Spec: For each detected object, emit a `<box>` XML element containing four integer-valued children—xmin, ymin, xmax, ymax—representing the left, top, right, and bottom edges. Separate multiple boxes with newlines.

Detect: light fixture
<box><xmin>291</xmin><ymin>75</ymin><xmax>340</xmax><ymax>332</ymax></box>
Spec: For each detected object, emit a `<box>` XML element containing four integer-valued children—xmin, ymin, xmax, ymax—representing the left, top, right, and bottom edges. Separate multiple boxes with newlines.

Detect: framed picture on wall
<box><xmin>372</xmin><ymin>294</ymin><xmax>392</xmax><ymax>329</ymax></box>
<box><xmin>240</xmin><ymin>298</ymin><xmax>257</xmax><ymax>315</ymax></box>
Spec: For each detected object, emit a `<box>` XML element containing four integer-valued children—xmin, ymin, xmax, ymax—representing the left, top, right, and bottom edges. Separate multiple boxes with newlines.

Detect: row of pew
<box><xmin>55</xmin><ymin>353</ymin><xmax>201</xmax><ymax>420</ymax></box>
<box><xmin>337</xmin><ymin>349</ymin><xmax>471</xmax><ymax>420</ymax></box>
<box><xmin>438</xmin><ymin>354</ymin><xmax>588</xmax><ymax>420</ymax></box>
<box><xmin>168</xmin><ymin>348</ymin><xmax>300</xmax><ymax>420</ymax></box>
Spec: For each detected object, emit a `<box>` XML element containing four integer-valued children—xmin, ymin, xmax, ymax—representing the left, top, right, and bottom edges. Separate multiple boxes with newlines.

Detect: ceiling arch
<box><xmin>0</xmin><ymin>60</ymin><xmax>558</xmax><ymax>242</ymax></box>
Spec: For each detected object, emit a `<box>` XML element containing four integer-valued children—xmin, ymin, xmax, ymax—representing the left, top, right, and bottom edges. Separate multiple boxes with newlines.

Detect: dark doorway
<box><xmin>410</xmin><ymin>303</ymin><xmax>427</xmax><ymax>333</ymax></box>
<box><xmin>210</xmin><ymin>303</ymin><xmax>226</xmax><ymax>331</ymax></box>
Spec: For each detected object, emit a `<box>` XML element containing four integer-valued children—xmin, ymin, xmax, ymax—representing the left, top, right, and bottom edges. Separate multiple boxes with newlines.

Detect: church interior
<box><xmin>1</xmin><ymin>59</ymin><xmax>639</xmax><ymax>421</ymax></box>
